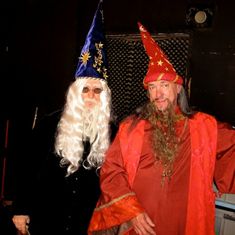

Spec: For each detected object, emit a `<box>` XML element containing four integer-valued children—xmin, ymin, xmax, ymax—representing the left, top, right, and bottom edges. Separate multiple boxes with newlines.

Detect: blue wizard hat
<box><xmin>75</xmin><ymin>0</ymin><xmax>108</xmax><ymax>81</ymax></box>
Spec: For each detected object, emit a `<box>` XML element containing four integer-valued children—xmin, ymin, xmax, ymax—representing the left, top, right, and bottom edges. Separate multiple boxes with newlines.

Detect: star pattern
<box><xmin>92</xmin><ymin>42</ymin><xmax>108</xmax><ymax>79</ymax></box>
<box><xmin>79</xmin><ymin>51</ymin><xmax>91</xmax><ymax>64</ymax></box>
<box><xmin>138</xmin><ymin>22</ymin><xmax>183</xmax><ymax>85</ymax></box>
<box><xmin>157</xmin><ymin>59</ymin><xmax>163</xmax><ymax>66</ymax></box>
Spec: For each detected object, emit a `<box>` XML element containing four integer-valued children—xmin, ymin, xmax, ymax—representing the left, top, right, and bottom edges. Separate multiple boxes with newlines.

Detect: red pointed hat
<box><xmin>138</xmin><ymin>22</ymin><xmax>183</xmax><ymax>89</ymax></box>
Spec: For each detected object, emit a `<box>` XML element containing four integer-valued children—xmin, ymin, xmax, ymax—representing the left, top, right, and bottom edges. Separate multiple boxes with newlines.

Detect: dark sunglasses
<box><xmin>82</xmin><ymin>87</ymin><xmax>103</xmax><ymax>94</ymax></box>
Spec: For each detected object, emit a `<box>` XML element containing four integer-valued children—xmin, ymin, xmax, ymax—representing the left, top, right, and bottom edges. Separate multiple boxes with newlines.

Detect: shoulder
<box><xmin>41</xmin><ymin>109</ymin><xmax>62</xmax><ymax>124</ymax></box>
<box><xmin>118</xmin><ymin>114</ymin><xmax>146</xmax><ymax>134</ymax></box>
<box><xmin>119</xmin><ymin>114</ymin><xmax>137</xmax><ymax>127</ymax></box>
<box><xmin>35</xmin><ymin>110</ymin><xmax>62</xmax><ymax>130</ymax></box>
<box><xmin>189</xmin><ymin>112</ymin><xmax>217</xmax><ymax>130</ymax></box>
<box><xmin>190</xmin><ymin>111</ymin><xmax>216</xmax><ymax>122</ymax></box>
<box><xmin>32</xmin><ymin>109</ymin><xmax>62</xmax><ymax>140</ymax></box>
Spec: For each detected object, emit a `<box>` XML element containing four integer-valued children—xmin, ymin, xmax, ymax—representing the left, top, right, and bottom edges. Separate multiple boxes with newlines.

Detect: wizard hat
<box><xmin>138</xmin><ymin>22</ymin><xmax>183</xmax><ymax>89</ymax></box>
<box><xmin>75</xmin><ymin>0</ymin><xmax>108</xmax><ymax>81</ymax></box>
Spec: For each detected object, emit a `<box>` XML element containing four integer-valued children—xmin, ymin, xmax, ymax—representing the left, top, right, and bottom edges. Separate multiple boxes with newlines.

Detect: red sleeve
<box><xmin>88</xmin><ymin>134</ymin><xmax>144</xmax><ymax>233</ymax></box>
<box><xmin>100</xmin><ymin>135</ymin><xmax>133</xmax><ymax>199</ymax></box>
<box><xmin>214</xmin><ymin>122</ymin><xmax>235</xmax><ymax>193</ymax></box>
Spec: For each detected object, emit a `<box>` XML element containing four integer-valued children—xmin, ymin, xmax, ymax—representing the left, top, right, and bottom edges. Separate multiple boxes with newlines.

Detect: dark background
<box><xmin>1</xmin><ymin>0</ymin><xmax>235</xmax><ymax>124</ymax></box>
<box><xmin>0</xmin><ymin>0</ymin><xmax>235</xmax><ymax>232</ymax></box>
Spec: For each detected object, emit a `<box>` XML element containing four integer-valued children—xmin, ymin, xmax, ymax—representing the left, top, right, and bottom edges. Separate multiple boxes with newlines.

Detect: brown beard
<box><xmin>140</xmin><ymin>101</ymin><xmax>182</xmax><ymax>181</ymax></box>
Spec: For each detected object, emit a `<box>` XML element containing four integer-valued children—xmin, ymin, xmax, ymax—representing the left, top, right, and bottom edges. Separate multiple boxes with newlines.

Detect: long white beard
<box><xmin>82</xmin><ymin>102</ymin><xmax>101</xmax><ymax>143</ymax></box>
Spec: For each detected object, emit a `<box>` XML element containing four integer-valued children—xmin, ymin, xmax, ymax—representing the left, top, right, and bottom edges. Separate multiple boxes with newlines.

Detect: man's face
<box><xmin>147</xmin><ymin>80</ymin><xmax>181</xmax><ymax>111</ymax></box>
<box><xmin>81</xmin><ymin>79</ymin><xmax>103</xmax><ymax>108</ymax></box>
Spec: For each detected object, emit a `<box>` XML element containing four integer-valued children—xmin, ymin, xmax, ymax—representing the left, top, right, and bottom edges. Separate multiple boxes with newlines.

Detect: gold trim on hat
<box><xmin>172</xmin><ymin>75</ymin><xmax>179</xmax><ymax>83</ymax></box>
<box><xmin>156</xmin><ymin>73</ymin><xmax>165</xmax><ymax>81</ymax></box>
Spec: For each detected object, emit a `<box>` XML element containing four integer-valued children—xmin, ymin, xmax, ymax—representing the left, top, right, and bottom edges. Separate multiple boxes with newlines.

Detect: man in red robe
<box><xmin>88</xmin><ymin>22</ymin><xmax>235</xmax><ymax>235</ymax></box>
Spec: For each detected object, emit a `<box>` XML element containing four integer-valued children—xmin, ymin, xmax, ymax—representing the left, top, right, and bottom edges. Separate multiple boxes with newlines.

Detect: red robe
<box><xmin>88</xmin><ymin>112</ymin><xmax>235</xmax><ymax>235</ymax></box>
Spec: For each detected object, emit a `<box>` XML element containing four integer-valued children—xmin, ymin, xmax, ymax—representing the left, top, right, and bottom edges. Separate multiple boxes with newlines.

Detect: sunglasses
<box><xmin>82</xmin><ymin>87</ymin><xmax>103</xmax><ymax>94</ymax></box>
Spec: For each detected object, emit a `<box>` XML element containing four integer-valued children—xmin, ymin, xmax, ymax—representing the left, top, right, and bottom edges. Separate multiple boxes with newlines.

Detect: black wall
<box><xmin>1</xmin><ymin>0</ymin><xmax>235</xmax><ymax>199</ymax></box>
<box><xmin>0</xmin><ymin>1</ymin><xmax>234</xmax><ymax>233</ymax></box>
<box><xmin>1</xmin><ymin>0</ymin><xmax>235</xmax><ymax>123</ymax></box>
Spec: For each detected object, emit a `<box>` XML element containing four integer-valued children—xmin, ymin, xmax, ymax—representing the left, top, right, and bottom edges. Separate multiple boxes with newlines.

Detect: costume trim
<box><xmin>94</xmin><ymin>192</ymin><xmax>135</xmax><ymax>211</ymax></box>
<box><xmin>88</xmin><ymin>193</ymin><xmax>144</xmax><ymax>233</ymax></box>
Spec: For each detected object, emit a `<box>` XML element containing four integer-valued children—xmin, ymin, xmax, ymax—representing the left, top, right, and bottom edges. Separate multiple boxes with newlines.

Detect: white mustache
<box><xmin>83</xmin><ymin>98</ymin><xmax>98</xmax><ymax>104</ymax></box>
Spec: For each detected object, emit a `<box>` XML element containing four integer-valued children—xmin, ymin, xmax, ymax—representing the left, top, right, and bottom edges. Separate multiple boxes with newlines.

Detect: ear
<box><xmin>146</xmin><ymin>90</ymin><xmax>150</xmax><ymax>98</ymax></box>
<box><xmin>176</xmin><ymin>84</ymin><xmax>182</xmax><ymax>94</ymax></box>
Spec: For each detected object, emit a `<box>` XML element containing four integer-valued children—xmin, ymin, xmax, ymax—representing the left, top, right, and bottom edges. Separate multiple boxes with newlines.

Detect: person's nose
<box><xmin>154</xmin><ymin>87</ymin><xmax>163</xmax><ymax>99</ymax></box>
<box><xmin>87</xmin><ymin>89</ymin><xmax>95</xmax><ymax>98</ymax></box>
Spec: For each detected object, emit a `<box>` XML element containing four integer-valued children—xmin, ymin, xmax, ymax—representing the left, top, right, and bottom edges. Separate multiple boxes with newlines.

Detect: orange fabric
<box><xmin>214</xmin><ymin>122</ymin><xmax>235</xmax><ymax>193</ymax></box>
<box><xmin>130</xmin><ymin>120</ymin><xmax>190</xmax><ymax>234</ymax></box>
<box><xmin>186</xmin><ymin>113</ymin><xmax>217</xmax><ymax>235</ymax></box>
<box><xmin>88</xmin><ymin>118</ymin><xmax>146</xmax><ymax>234</ymax></box>
<box><xmin>88</xmin><ymin>193</ymin><xmax>144</xmax><ymax>232</ymax></box>
<box><xmin>88</xmin><ymin>112</ymin><xmax>231</xmax><ymax>235</ymax></box>
<box><xmin>119</xmin><ymin>119</ymin><xmax>146</xmax><ymax>187</ymax></box>
<box><xmin>119</xmin><ymin>113</ymin><xmax>218</xmax><ymax>235</ymax></box>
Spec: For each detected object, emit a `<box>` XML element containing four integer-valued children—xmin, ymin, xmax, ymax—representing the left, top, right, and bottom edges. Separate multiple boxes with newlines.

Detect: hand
<box><xmin>12</xmin><ymin>215</ymin><xmax>30</xmax><ymax>235</ymax></box>
<box><xmin>131</xmin><ymin>212</ymin><xmax>156</xmax><ymax>235</ymax></box>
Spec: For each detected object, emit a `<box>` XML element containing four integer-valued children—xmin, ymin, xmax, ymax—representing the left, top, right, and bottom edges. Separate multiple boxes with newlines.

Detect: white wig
<box><xmin>55</xmin><ymin>78</ymin><xmax>111</xmax><ymax>176</ymax></box>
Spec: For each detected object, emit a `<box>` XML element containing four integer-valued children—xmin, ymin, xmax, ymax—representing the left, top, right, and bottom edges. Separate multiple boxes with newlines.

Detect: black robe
<box><xmin>13</xmin><ymin>110</ymin><xmax>115</xmax><ymax>235</ymax></box>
